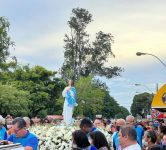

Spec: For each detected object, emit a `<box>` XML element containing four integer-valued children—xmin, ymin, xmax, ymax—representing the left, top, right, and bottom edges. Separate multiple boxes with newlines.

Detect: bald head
<box><xmin>116</xmin><ymin>119</ymin><xmax>126</xmax><ymax>126</ymax></box>
<box><xmin>126</xmin><ymin>115</ymin><xmax>135</xmax><ymax>125</ymax></box>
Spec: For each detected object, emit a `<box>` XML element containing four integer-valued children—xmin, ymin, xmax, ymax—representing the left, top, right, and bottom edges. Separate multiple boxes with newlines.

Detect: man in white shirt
<box><xmin>119</xmin><ymin>125</ymin><xmax>141</xmax><ymax>150</ymax></box>
<box><xmin>126</xmin><ymin>115</ymin><xmax>144</xmax><ymax>148</ymax></box>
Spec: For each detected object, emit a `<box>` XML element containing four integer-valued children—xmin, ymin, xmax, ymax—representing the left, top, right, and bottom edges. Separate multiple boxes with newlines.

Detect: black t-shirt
<box><xmin>148</xmin><ymin>144</ymin><xmax>161</xmax><ymax>150</ymax></box>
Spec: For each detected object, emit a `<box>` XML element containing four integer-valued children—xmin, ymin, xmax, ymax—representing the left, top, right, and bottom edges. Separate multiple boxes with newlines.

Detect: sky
<box><xmin>1</xmin><ymin>0</ymin><xmax>166</xmax><ymax>111</ymax></box>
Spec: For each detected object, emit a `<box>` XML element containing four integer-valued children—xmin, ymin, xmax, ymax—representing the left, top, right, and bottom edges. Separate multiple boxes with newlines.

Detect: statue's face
<box><xmin>68</xmin><ymin>80</ymin><xmax>72</xmax><ymax>86</ymax></box>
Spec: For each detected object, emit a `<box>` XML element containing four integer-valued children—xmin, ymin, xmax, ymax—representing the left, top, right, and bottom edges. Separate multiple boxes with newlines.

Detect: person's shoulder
<box><xmin>71</xmin><ymin>86</ymin><xmax>76</xmax><ymax>91</ymax></box>
<box><xmin>89</xmin><ymin>145</ymin><xmax>97</xmax><ymax>150</ymax></box>
<box><xmin>132</xmin><ymin>143</ymin><xmax>141</xmax><ymax>150</ymax></box>
<box><xmin>148</xmin><ymin>144</ymin><xmax>160</xmax><ymax>150</ymax></box>
<box><xmin>124</xmin><ymin>143</ymin><xmax>141</xmax><ymax>150</ymax></box>
<box><xmin>26</xmin><ymin>130</ymin><xmax>38</xmax><ymax>139</ymax></box>
<box><xmin>9</xmin><ymin>133</ymin><xmax>15</xmax><ymax>137</ymax></box>
<box><xmin>29</xmin><ymin>131</ymin><xmax>37</xmax><ymax>137</ymax></box>
<box><xmin>8</xmin><ymin>133</ymin><xmax>15</xmax><ymax>141</ymax></box>
<box><xmin>1</xmin><ymin>126</ymin><xmax>7</xmax><ymax>131</ymax></box>
<box><xmin>135</xmin><ymin>125</ymin><xmax>143</xmax><ymax>131</ymax></box>
<box><xmin>91</xmin><ymin>127</ymin><xmax>98</xmax><ymax>132</ymax></box>
<box><xmin>98</xmin><ymin>146</ymin><xmax>109</xmax><ymax>150</ymax></box>
<box><xmin>112</xmin><ymin>131</ymin><xmax>117</xmax><ymax>138</ymax></box>
<box><xmin>114</xmin><ymin>131</ymin><xmax>119</xmax><ymax>137</ymax></box>
<box><xmin>64</xmin><ymin>86</ymin><xmax>69</xmax><ymax>90</ymax></box>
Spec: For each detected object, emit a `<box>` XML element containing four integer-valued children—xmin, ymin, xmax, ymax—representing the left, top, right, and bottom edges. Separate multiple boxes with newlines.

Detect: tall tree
<box><xmin>61</xmin><ymin>8</ymin><xmax>122</xmax><ymax>80</ymax></box>
<box><xmin>0</xmin><ymin>17</ymin><xmax>15</xmax><ymax>69</ymax></box>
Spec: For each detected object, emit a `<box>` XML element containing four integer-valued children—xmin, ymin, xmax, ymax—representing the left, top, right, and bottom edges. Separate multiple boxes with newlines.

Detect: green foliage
<box><xmin>0</xmin><ymin>83</ymin><xmax>30</xmax><ymax>117</ymax></box>
<box><xmin>131</xmin><ymin>92</ymin><xmax>153</xmax><ymax>117</ymax></box>
<box><xmin>62</xmin><ymin>8</ymin><xmax>122</xmax><ymax>80</ymax></box>
<box><xmin>74</xmin><ymin>76</ymin><xmax>105</xmax><ymax>118</ymax></box>
<box><xmin>0</xmin><ymin>65</ymin><xmax>66</xmax><ymax>118</ymax></box>
<box><xmin>15</xmin><ymin>65</ymin><xmax>63</xmax><ymax>117</ymax></box>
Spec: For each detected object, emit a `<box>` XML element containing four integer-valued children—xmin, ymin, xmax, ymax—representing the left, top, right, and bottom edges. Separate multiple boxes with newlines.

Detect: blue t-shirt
<box><xmin>8</xmin><ymin>130</ymin><xmax>38</xmax><ymax>150</ymax></box>
<box><xmin>90</xmin><ymin>145</ymin><xmax>97</xmax><ymax>150</ymax></box>
<box><xmin>135</xmin><ymin>125</ymin><xmax>144</xmax><ymax>148</ymax></box>
<box><xmin>0</xmin><ymin>127</ymin><xmax>7</xmax><ymax>140</ymax></box>
<box><xmin>113</xmin><ymin>131</ymin><xmax>120</xmax><ymax>150</ymax></box>
<box><xmin>91</xmin><ymin>127</ymin><xmax>98</xmax><ymax>132</ymax></box>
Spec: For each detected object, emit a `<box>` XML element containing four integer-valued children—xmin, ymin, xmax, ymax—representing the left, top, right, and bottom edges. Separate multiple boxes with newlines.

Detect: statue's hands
<box><xmin>66</xmin><ymin>86</ymin><xmax>71</xmax><ymax>91</ymax></box>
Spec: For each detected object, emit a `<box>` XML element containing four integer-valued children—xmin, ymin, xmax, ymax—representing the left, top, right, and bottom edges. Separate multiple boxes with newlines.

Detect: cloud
<box><xmin>34</xmin><ymin>32</ymin><xmax>64</xmax><ymax>49</ymax></box>
<box><xmin>11</xmin><ymin>44</ymin><xmax>64</xmax><ymax>71</ymax></box>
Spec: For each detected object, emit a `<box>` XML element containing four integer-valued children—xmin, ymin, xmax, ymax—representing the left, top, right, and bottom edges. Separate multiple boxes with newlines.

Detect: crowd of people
<box><xmin>1</xmin><ymin>114</ymin><xmax>166</xmax><ymax>150</ymax></box>
<box><xmin>73</xmin><ymin>116</ymin><xmax>166</xmax><ymax>150</ymax></box>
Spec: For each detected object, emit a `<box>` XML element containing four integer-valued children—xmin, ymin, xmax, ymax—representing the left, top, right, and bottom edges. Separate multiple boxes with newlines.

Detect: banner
<box><xmin>151</xmin><ymin>109</ymin><xmax>165</xmax><ymax>119</ymax></box>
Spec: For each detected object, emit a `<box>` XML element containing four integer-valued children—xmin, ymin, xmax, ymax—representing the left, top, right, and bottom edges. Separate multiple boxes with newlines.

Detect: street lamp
<box><xmin>136</xmin><ymin>52</ymin><xmax>166</xmax><ymax>68</ymax></box>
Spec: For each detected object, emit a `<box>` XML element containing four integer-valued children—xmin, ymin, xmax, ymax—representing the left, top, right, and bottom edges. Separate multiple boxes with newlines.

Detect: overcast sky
<box><xmin>1</xmin><ymin>0</ymin><xmax>166</xmax><ymax>111</ymax></box>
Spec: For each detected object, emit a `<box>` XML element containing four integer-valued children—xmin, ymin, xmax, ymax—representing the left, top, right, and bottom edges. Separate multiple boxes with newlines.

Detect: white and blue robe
<box><xmin>62</xmin><ymin>86</ymin><xmax>77</xmax><ymax>126</ymax></box>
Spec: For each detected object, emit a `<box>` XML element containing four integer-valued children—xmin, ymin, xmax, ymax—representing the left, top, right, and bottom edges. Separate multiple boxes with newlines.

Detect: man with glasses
<box><xmin>8</xmin><ymin>117</ymin><xmax>38</xmax><ymax>150</ymax></box>
<box><xmin>126</xmin><ymin>115</ymin><xmax>144</xmax><ymax>148</ymax></box>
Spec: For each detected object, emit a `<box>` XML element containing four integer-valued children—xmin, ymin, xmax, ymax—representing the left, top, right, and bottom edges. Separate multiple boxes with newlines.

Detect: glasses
<box><xmin>14</xmin><ymin>128</ymin><xmax>24</xmax><ymax>134</ymax></box>
<box><xmin>126</xmin><ymin>121</ymin><xmax>135</xmax><ymax>124</ymax></box>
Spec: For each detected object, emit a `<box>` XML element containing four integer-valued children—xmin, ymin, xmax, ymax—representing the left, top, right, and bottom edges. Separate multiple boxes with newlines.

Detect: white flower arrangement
<box><xmin>30</xmin><ymin>125</ymin><xmax>112</xmax><ymax>150</ymax></box>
